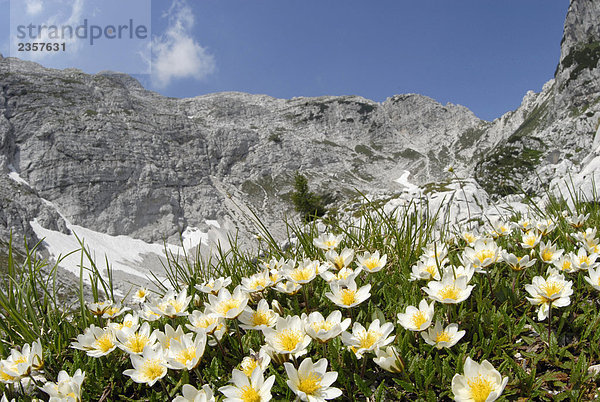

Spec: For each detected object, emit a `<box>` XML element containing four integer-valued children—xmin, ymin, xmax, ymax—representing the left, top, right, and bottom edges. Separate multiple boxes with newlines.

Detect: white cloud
<box><xmin>25</xmin><ymin>0</ymin><xmax>43</xmax><ymax>15</ymax></box>
<box><xmin>151</xmin><ymin>0</ymin><xmax>215</xmax><ymax>88</ymax></box>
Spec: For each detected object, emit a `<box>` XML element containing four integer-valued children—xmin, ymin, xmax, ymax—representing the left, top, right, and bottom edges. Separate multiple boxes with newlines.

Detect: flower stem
<box><xmin>159</xmin><ymin>378</ymin><xmax>170</xmax><ymax>398</ymax></box>
<box><xmin>547</xmin><ymin>303</ymin><xmax>553</xmax><ymax>347</ymax></box>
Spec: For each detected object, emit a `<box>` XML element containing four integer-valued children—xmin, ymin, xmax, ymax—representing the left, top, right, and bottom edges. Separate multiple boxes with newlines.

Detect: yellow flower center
<box><xmin>340</xmin><ymin>289</ymin><xmax>357</xmax><ymax>306</ymax></box>
<box><xmin>297</xmin><ymin>372</ymin><xmax>322</xmax><ymax>396</ymax></box>
<box><xmin>218</xmin><ymin>299</ymin><xmax>242</xmax><ymax>315</ymax></box>
<box><xmin>579</xmin><ymin>256</ymin><xmax>590</xmax><ymax>266</ymax></box>
<box><xmin>13</xmin><ymin>355</ymin><xmax>27</xmax><ymax>365</ymax></box>
<box><xmin>167</xmin><ymin>299</ymin><xmax>184</xmax><ymax>312</ymax></box>
<box><xmin>291</xmin><ymin>268</ymin><xmax>312</xmax><ymax>282</ymax></box>
<box><xmin>324</xmin><ymin>240</ymin><xmax>337</xmax><ymax>249</ymax></box>
<box><xmin>364</xmin><ymin>258</ymin><xmax>380</xmax><ymax>271</ymax></box>
<box><xmin>561</xmin><ymin>260</ymin><xmax>572</xmax><ymax>271</ymax></box>
<box><xmin>197</xmin><ymin>316</ymin><xmax>217</xmax><ymax>328</ymax></box>
<box><xmin>135</xmin><ymin>289</ymin><xmax>146</xmax><ymax>299</ymax></box>
<box><xmin>252</xmin><ymin>311</ymin><xmax>271</xmax><ymax>327</ymax></box>
<box><xmin>463</xmin><ymin>233</ymin><xmax>475</xmax><ymax>243</ymax></box>
<box><xmin>474</xmin><ymin>250</ymin><xmax>494</xmax><ymax>264</ymax></box>
<box><xmin>425</xmin><ymin>265</ymin><xmax>438</xmax><ymax>279</ymax></box>
<box><xmin>95</xmin><ymin>333</ymin><xmax>115</xmax><ymax>353</ymax></box>
<box><xmin>240</xmin><ymin>385</ymin><xmax>261</xmax><ymax>402</ymax></box>
<box><xmin>0</xmin><ymin>369</ymin><xmax>15</xmax><ymax>381</ymax></box>
<box><xmin>141</xmin><ymin>358</ymin><xmax>165</xmax><ymax>381</ymax></box>
<box><xmin>435</xmin><ymin>331</ymin><xmax>451</xmax><ymax>343</ymax></box>
<box><xmin>540</xmin><ymin>281</ymin><xmax>564</xmax><ymax>300</ymax></box>
<box><xmin>411</xmin><ymin>311</ymin><xmax>428</xmax><ymax>329</ymax></box>
<box><xmin>126</xmin><ymin>333</ymin><xmax>151</xmax><ymax>354</ymax></box>
<box><xmin>311</xmin><ymin>320</ymin><xmax>334</xmax><ymax>333</ymax></box>
<box><xmin>252</xmin><ymin>277</ymin><xmax>269</xmax><ymax>289</ymax></box>
<box><xmin>357</xmin><ymin>330</ymin><xmax>381</xmax><ymax>350</ymax></box>
<box><xmin>175</xmin><ymin>347</ymin><xmax>197</xmax><ymax>365</ymax></box>
<box><xmin>467</xmin><ymin>375</ymin><xmax>494</xmax><ymax>402</ymax></box>
<box><xmin>541</xmin><ymin>249</ymin><xmax>554</xmax><ymax>262</ymax></box>
<box><xmin>524</xmin><ymin>236</ymin><xmax>537</xmax><ymax>247</ymax></box>
<box><xmin>104</xmin><ymin>306</ymin><xmax>121</xmax><ymax>317</ymax></box>
<box><xmin>241</xmin><ymin>357</ymin><xmax>258</xmax><ymax>377</ymax></box>
<box><xmin>334</xmin><ymin>256</ymin><xmax>345</xmax><ymax>270</ymax></box>
<box><xmin>439</xmin><ymin>285</ymin><xmax>459</xmax><ymax>300</ymax></box>
<box><xmin>276</xmin><ymin>329</ymin><xmax>303</xmax><ymax>352</ymax></box>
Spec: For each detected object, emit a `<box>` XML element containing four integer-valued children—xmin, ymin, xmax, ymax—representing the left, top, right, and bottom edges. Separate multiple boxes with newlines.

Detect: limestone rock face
<box><xmin>0</xmin><ymin>59</ymin><xmax>487</xmax><ymax>246</ymax></box>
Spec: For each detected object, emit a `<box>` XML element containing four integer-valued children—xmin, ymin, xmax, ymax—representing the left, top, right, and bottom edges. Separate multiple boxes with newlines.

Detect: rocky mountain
<box><xmin>0</xmin><ymin>0</ymin><xmax>598</xmax><ymax>290</ymax></box>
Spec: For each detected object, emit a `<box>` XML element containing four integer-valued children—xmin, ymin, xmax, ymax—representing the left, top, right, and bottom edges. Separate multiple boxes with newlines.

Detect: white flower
<box><xmin>525</xmin><ymin>268</ymin><xmax>573</xmax><ymax>320</ymax></box>
<box><xmin>421</xmin><ymin>321</ymin><xmax>465</xmax><ymax>349</ymax></box>
<box><xmin>356</xmin><ymin>251</ymin><xmax>387</xmax><ymax>273</ymax></box>
<box><xmin>284</xmin><ymin>358</ymin><xmax>342</xmax><ymax>402</ymax></box>
<box><xmin>116</xmin><ymin>322</ymin><xmax>158</xmax><ymax>355</ymax></box>
<box><xmin>397</xmin><ymin>299</ymin><xmax>435</xmax><ymax>331</ymax></box>
<box><xmin>313</xmin><ymin>233</ymin><xmax>344</xmax><ymax>251</ymax></box>
<box><xmin>373</xmin><ymin>346</ymin><xmax>404</xmax><ymax>373</ymax></box>
<box><xmin>553</xmin><ymin>253</ymin><xmax>576</xmax><ymax>273</ymax></box>
<box><xmin>451</xmin><ymin>357</ymin><xmax>508</xmax><ymax>402</ymax></box>
<box><xmin>139</xmin><ymin>303</ymin><xmax>162</xmax><ymax>322</ymax></box>
<box><xmin>263</xmin><ymin>316</ymin><xmax>312</xmax><ymax>358</ymax></box>
<box><xmin>239</xmin><ymin>348</ymin><xmax>271</xmax><ymax>377</ymax></box>
<box><xmin>108</xmin><ymin>312</ymin><xmax>139</xmax><ymax>333</ymax></box>
<box><xmin>132</xmin><ymin>287</ymin><xmax>149</xmax><ymax>304</ymax></box>
<box><xmin>195</xmin><ymin>276</ymin><xmax>232</xmax><ymax>295</ymax></box>
<box><xmin>572</xmin><ymin>227</ymin><xmax>598</xmax><ymax>248</ymax></box>
<box><xmin>572</xmin><ymin>247</ymin><xmax>599</xmax><ymax>271</ymax></box>
<box><xmin>238</xmin><ymin>299</ymin><xmax>279</xmax><ymax>331</ymax></box>
<box><xmin>123</xmin><ymin>345</ymin><xmax>168</xmax><ymax>386</ymax></box>
<box><xmin>71</xmin><ymin>325</ymin><xmax>117</xmax><ymax>358</ymax></box>
<box><xmin>325</xmin><ymin>276</ymin><xmax>371</xmax><ymax>309</ymax></box>
<box><xmin>422</xmin><ymin>275</ymin><xmax>474</xmax><ymax>304</ymax></box>
<box><xmin>155</xmin><ymin>324</ymin><xmax>186</xmax><ymax>350</ymax></box>
<box><xmin>219</xmin><ymin>368</ymin><xmax>275</xmax><ymax>402</ymax></box>
<box><xmin>520</xmin><ymin>231</ymin><xmax>542</xmax><ymax>249</ymax></box>
<box><xmin>501</xmin><ymin>251</ymin><xmax>536</xmax><ymax>271</ymax></box>
<box><xmin>206</xmin><ymin>286</ymin><xmax>249</xmax><ymax>319</ymax></box>
<box><xmin>341</xmin><ymin>319</ymin><xmax>395</xmax><ymax>359</ymax></box>
<box><xmin>320</xmin><ymin>267</ymin><xmax>356</xmax><ymax>284</ymax></box>
<box><xmin>567</xmin><ymin>213</ymin><xmax>590</xmax><ymax>228</ymax></box>
<box><xmin>461</xmin><ymin>230</ymin><xmax>480</xmax><ymax>246</ymax></box>
<box><xmin>462</xmin><ymin>239</ymin><xmax>501</xmax><ymax>271</ymax></box>
<box><xmin>303</xmin><ymin>311</ymin><xmax>351</xmax><ymax>342</ymax></box>
<box><xmin>325</xmin><ymin>248</ymin><xmax>355</xmax><ymax>270</ymax></box>
<box><xmin>409</xmin><ymin>257</ymin><xmax>445</xmax><ymax>281</ymax></box>
<box><xmin>274</xmin><ymin>280</ymin><xmax>303</xmax><ymax>295</ymax></box>
<box><xmin>41</xmin><ymin>369</ymin><xmax>85</xmax><ymax>402</ymax></box>
<box><xmin>539</xmin><ymin>241</ymin><xmax>564</xmax><ymax>264</ymax></box>
<box><xmin>150</xmin><ymin>288</ymin><xmax>192</xmax><ymax>318</ymax></box>
<box><xmin>536</xmin><ymin>218</ymin><xmax>556</xmax><ymax>236</ymax></box>
<box><xmin>488</xmin><ymin>219</ymin><xmax>512</xmax><ymax>238</ymax></box>
<box><xmin>165</xmin><ymin>332</ymin><xmax>207</xmax><ymax>370</ymax></box>
<box><xmin>283</xmin><ymin>259</ymin><xmax>319</xmax><ymax>284</ymax></box>
<box><xmin>441</xmin><ymin>265</ymin><xmax>475</xmax><ymax>282</ymax></box>
<box><xmin>585</xmin><ymin>266</ymin><xmax>600</xmax><ymax>291</ymax></box>
<box><xmin>2</xmin><ymin>339</ymin><xmax>43</xmax><ymax>379</ymax></box>
<box><xmin>421</xmin><ymin>242</ymin><xmax>448</xmax><ymax>261</ymax></box>
<box><xmin>173</xmin><ymin>384</ymin><xmax>215</xmax><ymax>402</ymax></box>
<box><xmin>187</xmin><ymin>311</ymin><xmax>225</xmax><ymax>336</ymax></box>
<box><xmin>240</xmin><ymin>271</ymin><xmax>273</xmax><ymax>293</ymax></box>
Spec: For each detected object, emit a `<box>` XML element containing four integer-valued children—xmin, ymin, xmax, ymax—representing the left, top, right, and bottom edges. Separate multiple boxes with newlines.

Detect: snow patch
<box><xmin>8</xmin><ymin>170</ymin><xmax>30</xmax><ymax>187</ymax></box>
<box><xmin>394</xmin><ymin>170</ymin><xmax>420</xmax><ymax>194</ymax></box>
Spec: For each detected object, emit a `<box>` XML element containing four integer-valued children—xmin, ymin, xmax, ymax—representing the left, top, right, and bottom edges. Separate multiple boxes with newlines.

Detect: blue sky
<box><xmin>0</xmin><ymin>0</ymin><xmax>569</xmax><ymax>121</ymax></box>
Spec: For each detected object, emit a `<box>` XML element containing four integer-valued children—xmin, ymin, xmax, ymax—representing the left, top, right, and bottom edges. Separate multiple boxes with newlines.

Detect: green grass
<box><xmin>1</xmin><ymin>190</ymin><xmax>600</xmax><ymax>400</ymax></box>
